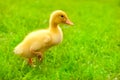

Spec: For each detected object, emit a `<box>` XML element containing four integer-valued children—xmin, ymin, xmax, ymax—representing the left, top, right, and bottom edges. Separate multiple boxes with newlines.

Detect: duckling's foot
<box><xmin>31</xmin><ymin>64</ymin><xmax>36</xmax><ymax>67</ymax></box>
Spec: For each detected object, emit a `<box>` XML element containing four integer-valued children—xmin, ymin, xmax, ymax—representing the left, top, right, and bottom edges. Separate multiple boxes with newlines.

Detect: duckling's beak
<box><xmin>65</xmin><ymin>19</ymin><xmax>74</xmax><ymax>25</ymax></box>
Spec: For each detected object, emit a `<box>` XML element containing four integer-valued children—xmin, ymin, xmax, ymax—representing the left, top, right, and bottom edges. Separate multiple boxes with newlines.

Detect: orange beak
<box><xmin>65</xmin><ymin>19</ymin><xmax>74</xmax><ymax>25</ymax></box>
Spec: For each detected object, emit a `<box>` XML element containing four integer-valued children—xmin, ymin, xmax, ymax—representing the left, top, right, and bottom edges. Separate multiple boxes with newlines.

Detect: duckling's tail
<box><xmin>14</xmin><ymin>44</ymin><xmax>23</xmax><ymax>55</ymax></box>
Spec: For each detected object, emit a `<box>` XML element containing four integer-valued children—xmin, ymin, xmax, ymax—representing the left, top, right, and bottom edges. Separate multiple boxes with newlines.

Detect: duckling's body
<box><xmin>14</xmin><ymin>10</ymin><xmax>73</xmax><ymax>65</ymax></box>
<box><xmin>14</xmin><ymin>26</ymin><xmax>63</xmax><ymax>58</ymax></box>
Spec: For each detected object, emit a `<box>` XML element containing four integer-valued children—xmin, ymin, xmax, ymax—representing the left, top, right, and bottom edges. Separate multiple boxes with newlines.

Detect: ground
<box><xmin>0</xmin><ymin>0</ymin><xmax>120</xmax><ymax>80</ymax></box>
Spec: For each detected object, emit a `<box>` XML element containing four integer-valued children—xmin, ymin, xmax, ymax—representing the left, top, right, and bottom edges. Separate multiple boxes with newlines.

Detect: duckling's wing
<box><xmin>30</xmin><ymin>34</ymin><xmax>52</xmax><ymax>52</ymax></box>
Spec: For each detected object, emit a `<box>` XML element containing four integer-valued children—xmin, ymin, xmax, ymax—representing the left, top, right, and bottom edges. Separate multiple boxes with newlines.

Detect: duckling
<box><xmin>14</xmin><ymin>10</ymin><xmax>73</xmax><ymax>65</ymax></box>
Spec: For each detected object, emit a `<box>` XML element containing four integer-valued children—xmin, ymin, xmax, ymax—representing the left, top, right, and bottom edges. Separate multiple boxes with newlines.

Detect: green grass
<box><xmin>0</xmin><ymin>0</ymin><xmax>120</xmax><ymax>80</ymax></box>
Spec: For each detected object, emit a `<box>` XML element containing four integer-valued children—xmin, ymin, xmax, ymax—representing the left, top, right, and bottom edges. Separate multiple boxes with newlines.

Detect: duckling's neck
<box><xmin>49</xmin><ymin>21</ymin><xmax>59</xmax><ymax>32</ymax></box>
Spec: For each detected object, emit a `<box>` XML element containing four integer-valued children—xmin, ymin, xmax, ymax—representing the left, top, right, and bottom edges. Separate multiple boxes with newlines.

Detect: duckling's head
<box><xmin>49</xmin><ymin>10</ymin><xmax>73</xmax><ymax>26</ymax></box>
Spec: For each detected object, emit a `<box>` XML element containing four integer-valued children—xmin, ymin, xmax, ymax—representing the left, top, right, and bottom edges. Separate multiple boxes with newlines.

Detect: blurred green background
<box><xmin>0</xmin><ymin>0</ymin><xmax>120</xmax><ymax>80</ymax></box>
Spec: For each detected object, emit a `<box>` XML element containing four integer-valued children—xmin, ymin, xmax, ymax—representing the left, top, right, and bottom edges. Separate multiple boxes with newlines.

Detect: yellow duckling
<box><xmin>14</xmin><ymin>10</ymin><xmax>73</xmax><ymax>65</ymax></box>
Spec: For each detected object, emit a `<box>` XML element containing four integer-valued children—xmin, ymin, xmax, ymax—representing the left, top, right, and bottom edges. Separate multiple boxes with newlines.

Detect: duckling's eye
<box><xmin>61</xmin><ymin>15</ymin><xmax>64</xmax><ymax>18</ymax></box>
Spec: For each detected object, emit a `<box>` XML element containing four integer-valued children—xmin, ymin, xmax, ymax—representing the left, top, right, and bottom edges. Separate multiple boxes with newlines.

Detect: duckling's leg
<box><xmin>34</xmin><ymin>52</ymin><xmax>43</xmax><ymax>62</ymax></box>
<box><xmin>30</xmin><ymin>49</ymin><xmax>43</xmax><ymax>62</ymax></box>
<box><xmin>37</xmin><ymin>52</ymin><xmax>43</xmax><ymax>62</ymax></box>
<box><xmin>28</xmin><ymin>58</ymin><xmax>36</xmax><ymax>67</ymax></box>
<box><xmin>28</xmin><ymin>58</ymin><xmax>33</xmax><ymax>65</ymax></box>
